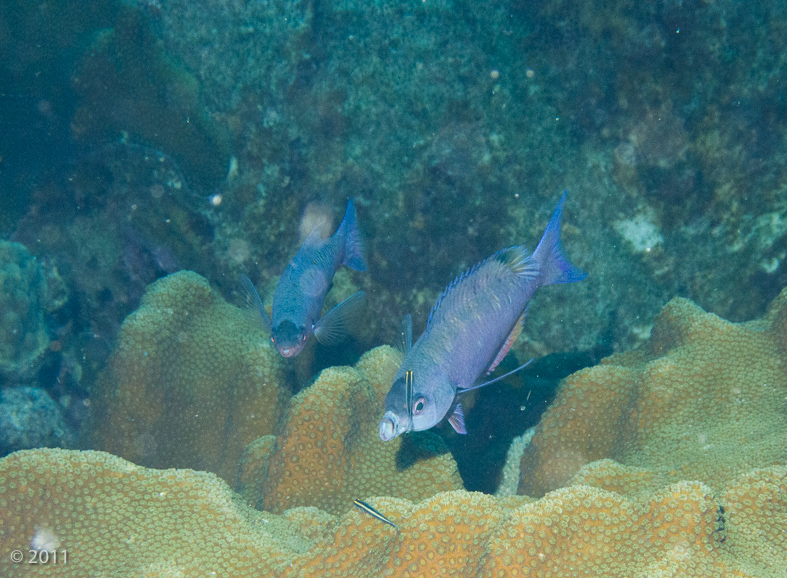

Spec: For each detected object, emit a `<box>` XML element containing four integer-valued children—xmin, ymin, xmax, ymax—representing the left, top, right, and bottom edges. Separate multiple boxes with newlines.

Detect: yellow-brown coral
<box><xmin>1</xmin><ymin>448</ymin><xmax>785</xmax><ymax>577</ymax></box>
<box><xmin>4</xmin><ymin>290</ymin><xmax>786</xmax><ymax>576</ymax></box>
<box><xmin>519</xmin><ymin>287</ymin><xmax>787</xmax><ymax>498</ymax></box>
<box><xmin>245</xmin><ymin>345</ymin><xmax>465</xmax><ymax>516</ymax></box>
<box><xmin>0</xmin><ymin>449</ymin><xmax>309</xmax><ymax>577</ymax></box>
<box><xmin>481</xmin><ymin>482</ymin><xmax>739</xmax><ymax>577</ymax></box>
<box><xmin>721</xmin><ymin>466</ymin><xmax>787</xmax><ymax>573</ymax></box>
<box><xmin>86</xmin><ymin>270</ymin><xmax>291</xmax><ymax>485</ymax></box>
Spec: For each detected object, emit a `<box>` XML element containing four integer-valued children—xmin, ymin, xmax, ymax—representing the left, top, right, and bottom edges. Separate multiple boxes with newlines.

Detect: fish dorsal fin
<box><xmin>427</xmin><ymin>261</ymin><xmax>483</xmax><ymax>327</ymax></box>
<box><xmin>486</xmin><ymin>311</ymin><xmax>526</xmax><ymax>375</ymax></box>
<box><xmin>314</xmin><ymin>291</ymin><xmax>367</xmax><ymax>345</ymax></box>
<box><xmin>426</xmin><ymin>248</ymin><xmax>538</xmax><ymax>329</ymax></box>
<box><xmin>448</xmin><ymin>403</ymin><xmax>466</xmax><ymax>434</ymax></box>
<box><xmin>239</xmin><ymin>275</ymin><xmax>272</xmax><ymax>330</ymax></box>
<box><xmin>496</xmin><ymin>246</ymin><xmax>540</xmax><ymax>280</ymax></box>
<box><xmin>397</xmin><ymin>314</ymin><xmax>412</xmax><ymax>355</ymax></box>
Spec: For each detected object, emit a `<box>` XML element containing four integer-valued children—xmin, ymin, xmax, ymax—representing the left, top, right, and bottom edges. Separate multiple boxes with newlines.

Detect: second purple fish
<box><xmin>243</xmin><ymin>199</ymin><xmax>367</xmax><ymax>358</ymax></box>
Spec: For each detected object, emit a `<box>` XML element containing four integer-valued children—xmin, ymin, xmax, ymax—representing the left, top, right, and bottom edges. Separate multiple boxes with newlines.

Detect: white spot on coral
<box><xmin>631</xmin><ymin>324</ymin><xmax>653</xmax><ymax>342</ymax></box>
<box><xmin>31</xmin><ymin>526</ymin><xmax>60</xmax><ymax>551</ymax></box>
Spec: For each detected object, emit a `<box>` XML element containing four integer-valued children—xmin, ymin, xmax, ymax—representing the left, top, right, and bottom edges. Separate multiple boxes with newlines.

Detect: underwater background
<box><xmin>0</xmin><ymin>0</ymin><xmax>786</xmax><ymax>576</ymax></box>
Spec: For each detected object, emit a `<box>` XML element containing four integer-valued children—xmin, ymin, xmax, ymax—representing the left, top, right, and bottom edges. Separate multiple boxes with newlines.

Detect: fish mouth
<box><xmin>278</xmin><ymin>345</ymin><xmax>297</xmax><ymax>357</ymax></box>
<box><xmin>379</xmin><ymin>411</ymin><xmax>401</xmax><ymax>442</ymax></box>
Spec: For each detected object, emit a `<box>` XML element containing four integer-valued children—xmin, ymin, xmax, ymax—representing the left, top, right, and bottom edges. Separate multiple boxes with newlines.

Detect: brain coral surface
<box><xmin>0</xmin><ymin>449</ymin><xmax>785</xmax><ymax>576</ymax></box>
<box><xmin>5</xmin><ymin>285</ymin><xmax>785</xmax><ymax>576</ymax></box>
<box><xmin>240</xmin><ymin>346</ymin><xmax>465</xmax><ymax>516</ymax></box>
<box><xmin>519</xmin><ymin>286</ymin><xmax>787</xmax><ymax>499</ymax></box>
<box><xmin>86</xmin><ymin>270</ymin><xmax>290</xmax><ymax>485</ymax></box>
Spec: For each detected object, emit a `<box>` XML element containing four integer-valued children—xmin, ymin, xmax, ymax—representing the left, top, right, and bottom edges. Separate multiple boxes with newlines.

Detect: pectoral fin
<box><xmin>447</xmin><ymin>403</ymin><xmax>466</xmax><ymax>434</ymax></box>
<box><xmin>487</xmin><ymin>312</ymin><xmax>525</xmax><ymax>375</ymax></box>
<box><xmin>397</xmin><ymin>314</ymin><xmax>412</xmax><ymax>355</ymax></box>
<box><xmin>239</xmin><ymin>275</ymin><xmax>272</xmax><ymax>330</ymax></box>
<box><xmin>314</xmin><ymin>291</ymin><xmax>367</xmax><ymax>346</ymax></box>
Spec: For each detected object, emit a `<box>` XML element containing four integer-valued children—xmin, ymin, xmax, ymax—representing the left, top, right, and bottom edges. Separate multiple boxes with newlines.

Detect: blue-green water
<box><xmin>0</xmin><ymin>0</ymin><xmax>786</xmax><ymax>574</ymax></box>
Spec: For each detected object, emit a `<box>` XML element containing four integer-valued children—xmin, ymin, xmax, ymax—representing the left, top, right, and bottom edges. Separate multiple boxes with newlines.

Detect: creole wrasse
<box><xmin>243</xmin><ymin>199</ymin><xmax>367</xmax><ymax>358</ymax></box>
<box><xmin>379</xmin><ymin>192</ymin><xmax>586</xmax><ymax>441</ymax></box>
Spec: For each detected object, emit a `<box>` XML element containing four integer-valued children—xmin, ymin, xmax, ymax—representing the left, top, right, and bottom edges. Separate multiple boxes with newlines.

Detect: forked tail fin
<box><xmin>533</xmin><ymin>192</ymin><xmax>587</xmax><ymax>286</ymax></box>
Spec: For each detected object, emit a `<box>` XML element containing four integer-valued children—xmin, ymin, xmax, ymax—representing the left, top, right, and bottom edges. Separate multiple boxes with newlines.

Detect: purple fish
<box><xmin>243</xmin><ymin>199</ymin><xmax>367</xmax><ymax>358</ymax></box>
<box><xmin>379</xmin><ymin>192</ymin><xmax>586</xmax><ymax>441</ymax></box>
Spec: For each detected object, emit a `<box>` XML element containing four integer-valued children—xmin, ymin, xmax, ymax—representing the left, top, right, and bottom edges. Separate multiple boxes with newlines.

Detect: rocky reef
<box><xmin>3</xmin><ymin>0</ymin><xmax>787</xmax><ymax>572</ymax></box>
<box><xmin>0</xmin><ymin>387</ymin><xmax>75</xmax><ymax>455</ymax></box>
<box><xmin>0</xmin><ymin>241</ymin><xmax>66</xmax><ymax>382</ymax></box>
<box><xmin>112</xmin><ymin>0</ymin><xmax>787</xmax><ymax>357</ymax></box>
<box><xmin>6</xmin><ymin>0</ymin><xmax>787</xmax><ymax>388</ymax></box>
<box><xmin>0</xmin><ymin>241</ymin><xmax>73</xmax><ymax>457</ymax></box>
<box><xmin>1</xmin><ymin>285</ymin><xmax>786</xmax><ymax>576</ymax></box>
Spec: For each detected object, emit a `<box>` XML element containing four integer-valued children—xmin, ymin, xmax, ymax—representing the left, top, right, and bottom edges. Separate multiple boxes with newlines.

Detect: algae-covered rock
<box><xmin>0</xmin><ymin>241</ymin><xmax>67</xmax><ymax>381</ymax></box>
<box><xmin>0</xmin><ymin>387</ymin><xmax>75</xmax><ymax>456</ymax></box>
<box><xmin>70</xmin><ymin>6</ymin><xmax>231</xmax><ymax>190</ymax></box>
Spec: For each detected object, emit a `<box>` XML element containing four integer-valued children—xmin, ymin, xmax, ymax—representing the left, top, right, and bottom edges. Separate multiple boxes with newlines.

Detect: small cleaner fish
<box><xmin>379</xmin><ymin>192</ymin><xmax>586</xmax><ymax>441</ymax></box>
<box><xmin>353</xmin><ymin>499</ymin><xmax>398</xmax><ymax>530</ymax></box>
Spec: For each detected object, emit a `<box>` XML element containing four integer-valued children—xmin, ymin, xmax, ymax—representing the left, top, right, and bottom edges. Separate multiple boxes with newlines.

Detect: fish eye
<box><xmin>413</xmin><ymin>397</ymin><xmax>426</xmax><ymax>415</ymax></box>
